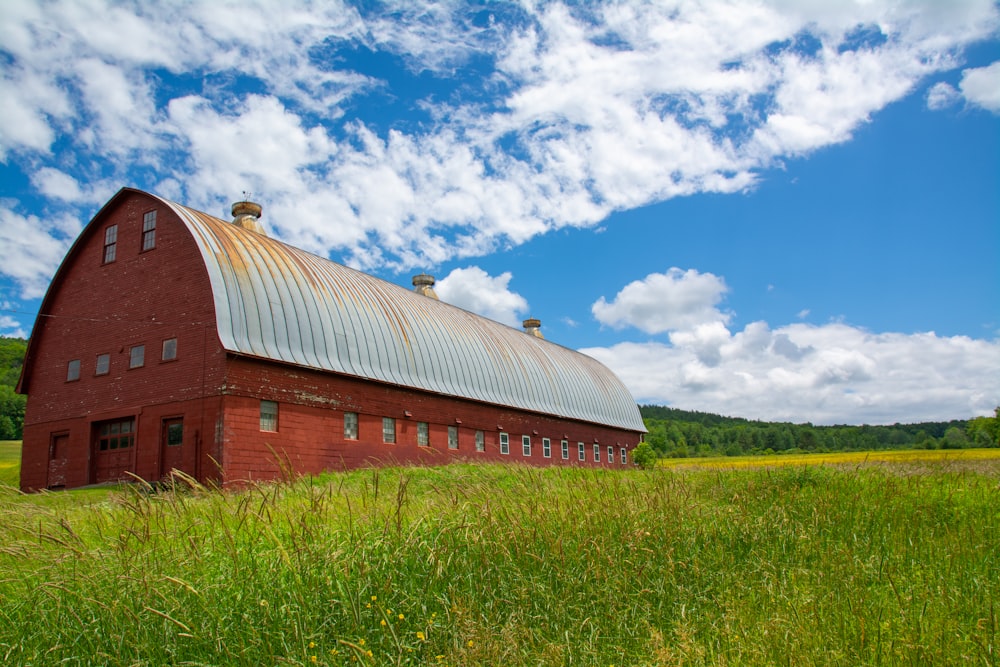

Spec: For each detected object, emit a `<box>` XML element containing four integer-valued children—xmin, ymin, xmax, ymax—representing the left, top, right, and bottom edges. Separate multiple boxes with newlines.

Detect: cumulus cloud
<box><xmin>434</xmin><ymin>266</ymin><xmax>529</xmax><ymax>328</ymax></box>
<box><xmin>592</xmin><ymin>268</ymin><xmax>730</xmax><ymax>334</ymax></box>
<box><xmin>1</xmin><ymin>0</ymin><xmax>998</xmax><ymax>293</ymax></box>
<box><xmin>959</xmin><ymin>61</ymin><xmax>1000</xmax><ymax>113</ymax></box>
<box><xmin>926</xmin><ymin>81</ymin><xmax>960</xmax><ymax>110</ymax></box>
<box><xmin>583</xmin><ymin>322</ymin><xmax>1000</xmax><ymax>425</ymax></box>
<box><xmin>0</xmin><ymin>205</ymin><xmax>80</xmax><ymax>299</ymax></box>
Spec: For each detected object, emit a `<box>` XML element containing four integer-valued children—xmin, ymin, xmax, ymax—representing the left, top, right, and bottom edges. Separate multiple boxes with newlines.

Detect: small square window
<box><xmin>344</xmin><ymin>412</ymin><xmax>358</xmax><ymax>440</ymax></box>
<box><xmin>578</xmin><ymin>442</ymin><xmax>585</xmax><ymax>461</ymax></box>
<box><xmin>522</xmin><ymin>435</ymin><xmax>531</xmax><ymax>457</ymax></box>
<box><xmin>561</xmin><ymin>439</ymin><xmax>569</xmax><ymax>460</ymax></box>
<box><xmin>129</xmin><ymin>345</ymin><xmax>145</xmax><ymax>369</ymax></box>
<box><xmin>161</xmin><ymin>337</ymin><xmax>177</xmax><ymax>361</ymax></box>
<box><xmin>417</xmin><ymin>421</ymin><xmax>429</xmax><ymax>446</ymax></box>
<box><xmin>95</xmin><ymin>353</ymin><xmax>110</xmax><ymax>376</ymax></box>
<box><xmin>260</xmin><ymin>400</ymin><xmax>278</xmax><ymax>432</ymax></box>
<box><xmin>66</xmin><ymin>359</ymin><xmax>81</xmax><ymax>382</ymax></box>
<box><xmin>448</xmin><ymin>426</ymin><xmax>459</xmax><ymax>449</ymax></box>
<box><xmin>383</xmin><ymin>417</ymin><xmax>396</xmax><ymax>444</ymax></box>
<box><xmin>141</xmin><ymin>210</ymin><xmax>157</xmax><ymax>251</ymax></box>
<box><xmin>103</xmin><ymin>225</ymin><xmax>118</xmax><ymax>263</ymax></box>
<box><xmin>475</xmin><ymin>430</ymin><xmax>485</xmax><ymax>452</ymax></box>
<box><xmin>499</xmin><ymin>432</ymin><xmax>509</xmax><ymax>455</ymax></box>
<box><xmin>542</xmin><ymin>437</ymin><xmax>551</xmax><ymax>458</ymax></box>
<box><xmin>593</xmin><ymin>443</ymin><xmax>600</xmax><ymax>462</ymax></box>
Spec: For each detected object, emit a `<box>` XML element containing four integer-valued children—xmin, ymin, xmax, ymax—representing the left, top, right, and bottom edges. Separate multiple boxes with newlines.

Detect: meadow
<box><xmin>0</xmin><ymin>444</ymin><xmax>997</xmax><ymax>666</ymax></box>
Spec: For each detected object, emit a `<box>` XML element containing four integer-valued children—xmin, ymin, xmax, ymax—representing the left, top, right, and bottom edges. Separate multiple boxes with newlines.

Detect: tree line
<box><xmin>640</xmin><ymin>404</ymin><xmax>1000</xmax><ymax>458</ymax></box>
<box><xmin>0</xmin><ymin>337</ymin><xmax>27</xmax><ymax>440</ymax></box>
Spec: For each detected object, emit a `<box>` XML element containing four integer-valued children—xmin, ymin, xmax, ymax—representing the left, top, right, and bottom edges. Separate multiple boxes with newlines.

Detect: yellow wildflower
<box><xmin>380</xmin><ymin>619</ymin><xmax>387</xmax><ymax>627</ymax></box>
<box><xmin>398</xmin><ymin>613</ymin><xmax>405</xmax><ymax>620</ymax></box>
<box><xmin>416</xmin><ymin>631</ymin><xmax>425</xmax><ymax>641</ymax></box>
<box><xmin>467</xmin><ymin>640</ymin><xmax>474</xmax><ymax>648</ymax></box>
<box><xmin>310</xmin><ymin>657</ymin><xmax>317</xmax><ymax>664</ymax></box>
<box><xmin>309</xmin><ymin>642</ymin><xmax>316</xmax><ymax>649</ymax></box>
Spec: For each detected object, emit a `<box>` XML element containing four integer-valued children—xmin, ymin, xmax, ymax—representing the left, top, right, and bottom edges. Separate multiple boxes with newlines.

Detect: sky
<box><xmin>1</xmin><ymin>0</ymin><xmax>998</xmax><ymax>426</ymax></box>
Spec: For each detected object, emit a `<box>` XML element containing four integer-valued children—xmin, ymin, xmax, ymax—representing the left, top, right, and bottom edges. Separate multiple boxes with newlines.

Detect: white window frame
<box><xmin>141</xmin><ymin>210</ymin><xmax>157</xmax><ymax>251</ymax></box>
<box><xmin>620</xmin><ymin>447</ymin><xmax>628</xmax><ymax>464</ymax></box>
<box><xmin>561</xmin><ymin>439</ymin><xmax>569</xmax><ymax>460</ymax></box>
<box><xmin>593</xmin><ymin>443</ymin><xmax>600</xmax><ymax>462</ymax></box>
<box><xmin>344</xmin><ymin>412</ymin><xmax>358</xmax><ymax>440</ymax></box>
<box><xmin>499</xmin><ymin>432</ymin><xmax>509</xmax><ymax>455</ymax></box>
<box><xmin>475</xmin><ymin>430</ymin><xmax>485</xmax><ymax>452</ymax></box>
<box><xmin>448</xmin><ymin>425</ymin><xmax>459</xmax><ymax>449</ymax></box>
<box><xmin>522</xmin><ymin>435</ymin><xmax>531</xmax><ymax>457</ymax></box>
<box><xmin>260</xmin><ymin>400</ymin><xmax>278</xmax><ymax>432</ymax></box>
<box><xmin>417</xmin><ymin>421</ymin><xmax>430</xmax><ymax>447</ymax></box>
<box><xmin>542</xmin><ymin>437</ymin><xmax>551</xmax><ymax>458</ymax></box>
<box><xmin>383</xmin><ymin>417</ymin><xmax>396</xmax><ymax>444</ymax></box>
<box><xmin>608</xmin><ymin>445</ymin><xmax>614</xmax><ymax>462</ymax></box>
<box><xmin>578</xmin><ymin>442</ymin><xmax>585</xmax><ymax>461</ymax></box>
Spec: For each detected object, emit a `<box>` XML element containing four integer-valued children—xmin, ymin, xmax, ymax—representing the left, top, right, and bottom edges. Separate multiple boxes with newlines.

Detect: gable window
<box><xmin>66</xmin><ymin>359</ymin><xmax>81</xmax><ymax>382</ymax></box>
<box><xmin>417</xmin><ymin>421</ymin><xmax>429</xmax><ymax>446</ymax></box>
<box><xmin>260</xmin><ymin>400</ymin><xmax>278</xmax><ymax>432</ymax></box>
<box><xmin>475</xmin><ymin>430</ymin><xmax>485</xmax><ymax>452</ymax></box>
<box><xmin>129</xmin><ymin>345</ymin><xmax>145</xmax><ymax>369</ymax></box>
<box><xmin>95</xmin><ymin>353</ymin><xmax>110</xmax><ymax>376</ymax></box>
<box><xmin>448</xmin><ymin>426</ymin><xmax>459</xmax><ymax>449</ymax></box>
<box><xmin>593</xmin><ymin>443</ymin><xmax>600</xmax><ymax>462</ymax></box>
<box><xmin>561</xmin><ymin>439</ymin><xmax>569</xmax><ymax>460</ymax></box>
<box><xmin>620</xmin><ymin>447</ymin><xmax>628</xmax><ymax>465</ymax></box>
<box><xmin>382</xmin><ymin>417</ymin><xmax>396</xmax><ymax>444</ymax></box>
<box><xmin>522</xmin><ymin>435</ymin><xmax>531</xmax><ymax>457</ymax></box>
<box><xmin>578</xmin><ymin>442</ymin><xmax>585</xmax><ymax>461</ymax></box>
<box><xmin>103</xmin><ymin>225</ymin><xmax>118</xmax><ymax>263</ymax></box>
<box><xmin>161</xmin><ymin>337</ymin><xmax>177</xmax><ymax>361</ymax></box>
<box><xmin>141</xmin><ymin>210</ymin><xmax>157</xmax><ymax>251</ymax></box>
<box><xmin>499</xmin><ymin>432</ymin><xmax>509</xmax><ymax>455</ymax></box>
<box><xmin>97</xmin><ymin>418</ymin><xmax>135</xmax><ymax>450</ymax></box>
<box><xmin>344</xmin><ymin>412</ymin><xmax>358</xmax><ymax>440</ymax></box>
<box><xmin>542</xmin><ymin>437</ymin><xmax>551</xmax><ymax>458</ymax></box>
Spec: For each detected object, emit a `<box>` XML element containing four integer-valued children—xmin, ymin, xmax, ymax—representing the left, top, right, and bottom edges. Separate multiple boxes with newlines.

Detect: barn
<box><xmin>16</xmin><ymin>188</ymin><xmax>646</xmax><ymax>491</ymax></box>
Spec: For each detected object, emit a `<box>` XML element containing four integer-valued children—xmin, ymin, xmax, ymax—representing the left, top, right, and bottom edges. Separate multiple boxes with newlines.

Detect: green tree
<box><xmin>631</xmin><ymin>441</ymin><xmax>658</xmax><ymax>469</ymax></box>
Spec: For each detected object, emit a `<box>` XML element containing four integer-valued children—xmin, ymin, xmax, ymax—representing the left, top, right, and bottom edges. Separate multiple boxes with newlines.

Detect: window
<box><xmin>417</xmin><ymin>422</ymin><xmax>429</xmax><ymax>446</ymax></box>
<box><xmin>522</xmin><ymin>435</ymin><xmax>531</xmax><ymax>457</ymax></box>
<box><xmin>260</xmin><ymin>400</ymin><xmax>278</xmax><ymax>431</ymax></box>
<box><xmin>141</xmin><ymin>210</ymin><xmax>157</xmax><ymax>251</ymax></box>
<box><xmin>97</xmin><ymin>418</ymin><xmax>135</xmax><ymax>451</ymax></box>
<box><xmin>561</xmin><ymin>439</ymin><xmax>569</xmax><ymax>460</ymax></box>
<box><xmin>578</xmin><ymin>442</ymin><xmax>585</xmax><ymax>461</ymax></box>
<box><xmin>129</xmin><ymin>344</ymin><xmax>145</xmax><ymax>369</ymax></box>
<box><xmin>383</xmin><ymin>417</ymin><xmax>396</xmax><ymax>444</ymax></box>
<box><xmin>620</xmin><ymin>447</ymin><xmax>628</xmax><ymax>465</ymax></box>
<box><xmin>608</xmin><ymin>445</ymin><xmax>614</xmax><ymax>463</ymax></box>
<box><xmin>166</xmin><ymin>420</ymin><xmax>183</xmax><ymax>446</ymax></box>
<box><xmin>542</xmin><ymin>437</ymin><xmax>551</xmax><ymax>458</ymax></box>
<box><xmin>103</xmin><ymin>225</ymin><xmax>117</xmax><ymax>263</ymax></box>
<box><xmin>499</xmin><ymin>432</ymin><xmax>509</xmax><ymax>455</ymax></box>
<box><xmin>95</xmin><ymin>353</ymin><xmax>110</xmax><ymax>376</ymax></box>
<box><xmin>344</xmin><ymin>412</ymin><xmax>358</xmax><ymax>440</ymax></box>
<box><xmin>593</xmin><ymin>443</ymin><xmax>600</xmax><ymax>462</ymax></box>
<box><xmin>475</xmin><ymin>430</ymin><xmax>485</xmax><ymax>452</ymax></box>
<box><xmin>448</xmin><ymin>426</ymin><xmax>459</xmax><ymax>450</ymax></box>
<box><xmin>66</xmin><ymin>359</ymin><xmax>81</xmax><ymax>382</ymax></box>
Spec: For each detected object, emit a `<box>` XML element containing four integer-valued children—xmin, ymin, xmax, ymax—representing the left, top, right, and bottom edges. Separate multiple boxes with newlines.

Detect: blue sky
<box><xmin>1</xmin><ymin>0</ymin><xmax>998</xmax><ymax>425</ymax></box>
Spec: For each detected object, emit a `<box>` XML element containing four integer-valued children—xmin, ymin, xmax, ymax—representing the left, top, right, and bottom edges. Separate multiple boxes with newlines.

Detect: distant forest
<box><xmin>640</xmin><ymin>405</ymin><xmax>999</xmax><ymax>458</ymax></box>
<box><xmin>0</xmin><ymin>336</ymin><xmax>996</xmax><ymax>451</ymax></box>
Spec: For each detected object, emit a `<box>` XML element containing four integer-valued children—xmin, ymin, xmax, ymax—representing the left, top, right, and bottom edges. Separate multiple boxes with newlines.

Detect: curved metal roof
<box><xmin>158</xmin><ymin>194</ymin><xmax>645</xmax><ymax>432</ymax></box>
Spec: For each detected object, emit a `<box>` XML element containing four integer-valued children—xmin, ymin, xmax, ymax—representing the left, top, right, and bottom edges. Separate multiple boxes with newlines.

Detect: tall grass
<box><xmin>0</xmin><ymin>460</ymin><xmax>997</xmax><ymax>665</ymax></box>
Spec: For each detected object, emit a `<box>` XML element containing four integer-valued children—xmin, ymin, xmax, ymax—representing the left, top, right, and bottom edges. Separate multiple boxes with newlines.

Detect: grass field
<box><xmin>0</xmin><ymin>447</ymin><xmax>997</xmax><ymax>665</ymax></box>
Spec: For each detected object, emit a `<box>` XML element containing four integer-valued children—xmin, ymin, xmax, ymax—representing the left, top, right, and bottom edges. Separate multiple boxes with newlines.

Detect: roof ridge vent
<box><xmin>412</xmin><ymin>273</ymin><xmax>439</xmax><ymax>300</ymax></box>
<box><xmin>231</xmin><ymin>200</ymin><xmax>266</xmax><ymax>235</ymax></box>
<box><xmin>523</xmin><ymin>318</ymin><xmax>543</xmax><ymax>339</ymax></box>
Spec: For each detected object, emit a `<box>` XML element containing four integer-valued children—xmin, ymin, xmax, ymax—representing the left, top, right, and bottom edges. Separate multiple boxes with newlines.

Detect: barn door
<box><xmin>92</xmin><ymin>418</ymin><xmax>136</xmax><ymax>484</ymax></box>
<box><xmin>160</xmin><ymin>418</ymin><xmax>185</xmax><ymax>479</ymax></box>
<box><xmin>47</xmin><ymin>433</ymin><xmax>69</xmax><ymax>488</ymax></box>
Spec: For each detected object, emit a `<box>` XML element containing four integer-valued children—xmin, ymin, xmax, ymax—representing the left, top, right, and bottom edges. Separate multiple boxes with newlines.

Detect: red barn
<box><xmin>17</xmin><ymin>188</ymin><xmax>646</xmax><ymax>491</ymax></box>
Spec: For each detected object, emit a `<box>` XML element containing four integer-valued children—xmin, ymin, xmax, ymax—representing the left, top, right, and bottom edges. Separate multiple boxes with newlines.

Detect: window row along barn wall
<box><xmin>16</xmin><ymin>188</ymin><xmax>647</xmax><ymax>491</ymax></box>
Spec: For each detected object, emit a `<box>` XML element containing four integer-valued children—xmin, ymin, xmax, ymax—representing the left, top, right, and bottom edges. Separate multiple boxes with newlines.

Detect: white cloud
<box><xmin>959</xmin><ymin>61</ymin><xmax>1000</xmax><ymax>113</ymax></box>
<box><xmin>0</xmin><ymin>205</ymin><xmax>80</xmax><ymax>299</ymax></box>
<box><xmin>592</xmin><ymin>268</ymin><xmax>730</xmax><ymax>334</ymax></box>
<box><xmin>583</xmin><ymin>322</ymin><xmax>1000</xmax><ymax>425</ymax></box>
<box><xmin>434</xmin><ymin>266</ymin><xmax>529</xmax><ymax>328</ymax></box>
<box><xmin>926</xmin><ymin>81</ymin><xmax>960</xmax><ymax>110</ymax></box>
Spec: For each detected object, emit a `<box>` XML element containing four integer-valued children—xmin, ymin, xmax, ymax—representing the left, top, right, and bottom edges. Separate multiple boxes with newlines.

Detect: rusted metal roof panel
<box><xmin>160</xmin><ymin>196</ymin><xmax>646</xmax><ymax>433</ymax></box>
